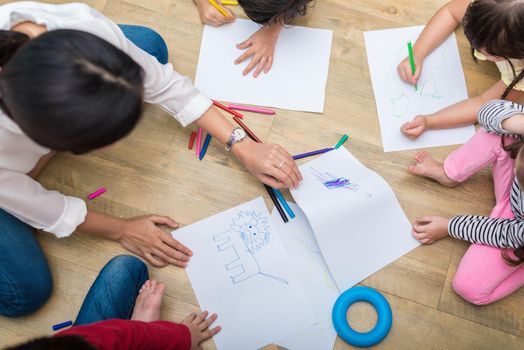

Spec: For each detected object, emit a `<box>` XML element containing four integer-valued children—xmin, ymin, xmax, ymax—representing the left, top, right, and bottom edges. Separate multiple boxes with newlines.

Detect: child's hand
<box><xmin>182</xmin><ymin>311</ymin><xmax>221</xmax><ymax>350</ymax></box>
<box><xmin>411</xmin><ymin>216</ymin><xmax>449</xmax><ymax>244</ymax></box>
<box><xmin>397</xmin><ymin>55</ymin><xmax>423</xmax><ymax>84</ymax></box>
<box><xmin>195</xmin><ymin>0</ymin><xmax>234</xmax><ymax>27</ymax></box>
<box><xmin>118</xmin><ymin>215</ymin><xmax>193</xmax><ymax>268</ymax></box>
<box><xmin>401</xmin><ymin>115</ymin><xmax>428</xmax><ymax>139</ymax></box>
<box><xmin>235</xmin><ymin>24</ymin><xmax>283</xmax><ymax>77</ymax></box>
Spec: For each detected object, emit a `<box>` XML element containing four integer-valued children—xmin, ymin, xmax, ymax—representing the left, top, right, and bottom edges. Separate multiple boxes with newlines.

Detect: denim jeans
<box><xmin>0</xmin><ymin>25</ymin><xmax>166</xmax><ymax>317</ymax></box>
<box><xmin>75</xmin><ymin>255</ymin><xmax>148</xmax><ymax>325</ymax></box>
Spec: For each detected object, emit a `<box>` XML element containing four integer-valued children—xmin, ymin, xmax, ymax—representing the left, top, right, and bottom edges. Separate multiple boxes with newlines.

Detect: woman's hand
<box><xmin>233</xmin><ymin>138</ymin><xmax>303</xmax><ymax>189</ymax></box>
<box><xmin>401</xmin><ymin>115</ymin><xmax>428</xmax><ymax>139</ymax></box>
<box><xmin>183</xmin><ymin>311</ymin><xmax>221</xmax><ymax>350</ymax></box>
<box><xmin>235</xmin><ymin>24</ymin><xmax>282</xmax><ymax>77</ymax></box>
<box><xmin>118</xmin><ymin>215</ymin><xmax>193</xmax><ymax>268</ymax></box>
<box><xmin>397</xmin><ymin>55</ymin><xmax>423</xmax><ymax>85</ymax></box>
<box><xmin>194</xmin><ymin>0</ymin><xmax>234</xmax><ymax>27</ymax></box>
<box><xmin>411</xmin><ymin>216</ymin><xmax>450</xmax><ymax>244</ymax></box>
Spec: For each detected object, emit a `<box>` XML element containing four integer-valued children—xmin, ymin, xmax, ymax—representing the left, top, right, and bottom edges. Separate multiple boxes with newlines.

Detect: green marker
<box><xmin>334</xmin><ymin>134</ymin><xmax>349</xmax><ymax>149</ymax></box>
<box><xmin>407</xmin><ymin>41</ymin><xmax>417</xmax><ymax>91</ymax></box>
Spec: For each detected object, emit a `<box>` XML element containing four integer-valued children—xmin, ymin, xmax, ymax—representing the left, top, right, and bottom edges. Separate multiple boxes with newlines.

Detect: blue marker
<box><xmin>52</xmin><ymin>320</ymin><xmax>73</xmax><ymax>331</ymax></box>
<box><xmin>199</xmin><ymin>133</ymin><xmax>212</xmax><ymax>160</ymax></box>
<box><xmin>272</xmin><ymin>188</ymin><xmax>295</xmax><ymax>219</ymax></box>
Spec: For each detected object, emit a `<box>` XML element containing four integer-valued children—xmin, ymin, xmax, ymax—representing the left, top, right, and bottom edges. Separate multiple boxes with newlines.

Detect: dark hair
<box><xmin>0</xmin><ymin>29</ymin><xmax>144</xmax><ymax>154</ymax></box>
<box><xmin>463</xmin><ymin>0</ymin><xmax>524</xmax><ymax>99</ymax></box>
<box><xmin>6</xmin><ymin>335</ymin><xmax>96</xmax><ymax>350</ymax></box>
<box><xmin>238</xmin><ymin>0</ymin><xmax>313</xmax><ymax>25</ymax></box>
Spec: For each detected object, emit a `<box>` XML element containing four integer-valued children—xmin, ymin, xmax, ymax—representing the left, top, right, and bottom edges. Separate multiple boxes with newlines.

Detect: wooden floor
<box><xmin>1</xmin><ymin>0</ymin><xmax>523</xmax><ymax>349</ymax></box>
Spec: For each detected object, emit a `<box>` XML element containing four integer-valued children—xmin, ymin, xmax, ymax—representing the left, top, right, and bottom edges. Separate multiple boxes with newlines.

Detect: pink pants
<box><xmin>444</xmin><ymin>129</ymin><xmax>524</xmax><ymax>305</ymax></box>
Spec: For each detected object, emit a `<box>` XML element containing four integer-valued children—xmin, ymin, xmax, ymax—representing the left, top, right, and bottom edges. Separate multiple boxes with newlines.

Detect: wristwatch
<box><xmin>225</xmin><ymin>127</ymin><xmax>247</xmax><ymax>152</ymax></box>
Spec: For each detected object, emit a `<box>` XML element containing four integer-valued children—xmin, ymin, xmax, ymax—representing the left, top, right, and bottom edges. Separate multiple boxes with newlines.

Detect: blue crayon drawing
<box><xmin>213</xmin><ymin>210</ymin><xmax>288</xmax><ymax>285</ymax></box>
<box><xmin>310</xmin><ymin>167</ymin><xmax>372</xmax><ymax>197</ymax></box>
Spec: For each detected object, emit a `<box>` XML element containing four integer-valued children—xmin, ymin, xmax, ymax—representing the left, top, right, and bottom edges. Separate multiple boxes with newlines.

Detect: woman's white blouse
<box><xmin>0</xmin><ymin>1</ymin><xmax>212</xmax><ymax>238</ymax></box>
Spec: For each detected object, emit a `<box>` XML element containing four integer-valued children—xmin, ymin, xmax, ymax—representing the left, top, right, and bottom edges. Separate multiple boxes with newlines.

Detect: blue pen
<box><xmin>199</xmin><ymin>133</ymin><xmax>212</xmax><ymax>160</ymax></box>
<box><xmin>272</xmin><ymin>188</ymin><xmax>295</xmax><ymax>219</ymax></box>
<box><xmin>52</xmin><ymin>320</ymin><xmax>73</xmax><ymax>331</ymax></box>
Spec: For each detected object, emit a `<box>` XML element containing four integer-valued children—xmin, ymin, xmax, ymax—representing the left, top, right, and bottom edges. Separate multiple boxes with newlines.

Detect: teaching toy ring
<box><xmin>332</xmin><ymin>286</ymin><xmax>392</xmax><ymax>347</ymax></box>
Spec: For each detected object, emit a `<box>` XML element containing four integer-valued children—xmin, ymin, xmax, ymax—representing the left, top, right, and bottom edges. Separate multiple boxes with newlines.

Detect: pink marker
<box><xmin>88</xmin><ymin>187</ymin><xmax>106</xmax><ymax>200</ymax></box>
<box><xmin>227</xmin><ymin>104</ymin><xmax>275</xmax><ymax>115</ymax></box>
<box><xmin>196</xmin><ymin>127</ymin><xmax>203</xmax><ymax>157</ymax></box>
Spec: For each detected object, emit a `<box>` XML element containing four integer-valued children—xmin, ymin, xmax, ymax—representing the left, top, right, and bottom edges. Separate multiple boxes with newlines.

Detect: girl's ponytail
<box><xmin>0</xmin><ymin>30</ymin><xmax>30</xmax><ymax>66</ymax></box>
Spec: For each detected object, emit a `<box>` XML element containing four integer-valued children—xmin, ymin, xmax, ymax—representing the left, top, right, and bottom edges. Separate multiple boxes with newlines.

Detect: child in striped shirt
<box><xmin>409</xmin><ymin>99</ymin><xmax>524</xmax><ymax>305</ymax></box>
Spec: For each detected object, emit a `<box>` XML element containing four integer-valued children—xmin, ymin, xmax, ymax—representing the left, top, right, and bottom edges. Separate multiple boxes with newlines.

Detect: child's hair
<box><xmin>238</xmin><ymin>0</ymin><xmax>313</xmax><ymax>25</ymax></box>
<box><xmin>0</xmin><ymin>29</ymin><xmax>144</xmax><ymax>154</ymax></box>
<box><xmin>463</xmin><ymin>0</ymin><xmax>524</xmax><ymax>99</ymax></box>
<box><xmin>501</xmin><ymin>143</ymin><xmax>524</xmax><ymax>266</ymax></box>
<box><xmin>6</xmin><ymin>335</ymin><xmax>96</xmax><ymax>350</ymax></box>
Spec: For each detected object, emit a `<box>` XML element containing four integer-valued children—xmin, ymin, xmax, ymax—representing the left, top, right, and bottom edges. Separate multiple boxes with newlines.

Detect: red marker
<box><xmin>188</xmin><ymin>131</ymin><xmax>196</xmax><ymax>150</ymax></box>
<box><xmin>212</xmin><ymin>100</ymin><xmax>244</xmax><ymax>119</ymax></box>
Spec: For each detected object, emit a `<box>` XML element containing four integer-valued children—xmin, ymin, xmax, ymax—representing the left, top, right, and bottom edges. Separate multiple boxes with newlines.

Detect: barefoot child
<box><xmin>410</xmin><ymin>99</ymin><xmax>524</xmax><ymax>305</ymax></box>
<box><xmin>193</xmin><ymin>0</ymin><xmax>313</xmax><ymax>77</ymax></box>
<box><xmin>398</xmin><ymin>0</ymin><xmax>524</xmax><ymax>139</ymax></box>
<box><xmin>7</xmin><ymin>255</ymin><xmax>220</xmax><ymax>350</ymax></box>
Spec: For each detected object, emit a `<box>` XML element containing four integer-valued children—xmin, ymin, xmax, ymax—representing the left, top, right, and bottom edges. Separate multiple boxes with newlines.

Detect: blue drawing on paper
<box><xmin>213</xmin><ymin>210</ymin><xmax>288</xmax><ymax>285</ymax></box>
<box><xmin>310</xmin><ymin>167</ymin><xmax>372</xmax><ymax>197</ymax></box>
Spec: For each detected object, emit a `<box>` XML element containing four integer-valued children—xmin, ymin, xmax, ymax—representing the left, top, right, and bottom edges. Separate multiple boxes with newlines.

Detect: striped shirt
<box><xmin>448</xmin><ymin>100</ymin><xmax>524</xmax><ymax>248</ymax></box>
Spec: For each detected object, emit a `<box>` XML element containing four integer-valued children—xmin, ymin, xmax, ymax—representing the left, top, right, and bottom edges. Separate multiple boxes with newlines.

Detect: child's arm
<box><xmin>412</xmin><ymin>215</ymin><xmax>524</xmax><ymax>249</ymax></box>
<box><xmin>235</xmin><ymin>23</ymin><xmax>283</xmax><ymax>77</ymax></box>
<box><xmin>401</xmin><ymin>80</ymin><xmax>524</xmax><ymax>139</ymax></box>
<box><xmin>398</xmin><ymin>0</ymin><xmax>470</xmax><ymax>84</ymax></box>
<box><xmin>194</xmin><ymin>0</ymin><xmax>234</xmax><ymax>26</ymax></box>
<box><xmin>477</xmin><ymin>99</ymin><xmax>524</xmax><ymax>135</ymax></box>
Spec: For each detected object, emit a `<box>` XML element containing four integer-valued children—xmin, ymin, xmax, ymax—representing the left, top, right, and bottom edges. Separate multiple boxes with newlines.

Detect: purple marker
<box><xmin>293</xmin><ymin>148</ymin><xmax>334</xmax><ymax>160</ymax></box>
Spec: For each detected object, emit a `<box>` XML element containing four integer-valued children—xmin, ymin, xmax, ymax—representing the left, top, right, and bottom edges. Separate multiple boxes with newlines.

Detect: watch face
<box><xmin>233</xmin><ymin>128</ymin><xmax>246</xmax><ymax>139</ymax></box>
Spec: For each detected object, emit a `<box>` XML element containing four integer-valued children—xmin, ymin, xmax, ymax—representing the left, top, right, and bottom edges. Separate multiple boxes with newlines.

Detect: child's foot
<box><xmin>131</xmin><ymin>280</ymin><xmax>165</xmax><ymax>322</ymax></box>
<box><xmin>408</xmin><ymin>151</ymin><xmax>458</xmax><ymax>187</ymax></box>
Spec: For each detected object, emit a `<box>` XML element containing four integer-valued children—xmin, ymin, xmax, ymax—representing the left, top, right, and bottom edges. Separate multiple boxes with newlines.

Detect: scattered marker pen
<box><xmin>227</xmin><ymin>104</ymin><xmax>275</xmax><ymax>115</ymax></box>
<box><xmin>88</xmin><ymin>187</ymin><xmax>106</xmax><ymax>200</ymax></box>
<box><xmin>199</xmin><ymin>133</ymin><xmax>212</xmax><ymax>160</ymax></box>
<box><xmin>52</xmin><ymin>320</ymin><xmax>73</xmax><ymax>331</ymax></box>
<box><xmin>334</xmin><ymin>134</ymin><xmax>349</xmax><ymax>149</ymax></box>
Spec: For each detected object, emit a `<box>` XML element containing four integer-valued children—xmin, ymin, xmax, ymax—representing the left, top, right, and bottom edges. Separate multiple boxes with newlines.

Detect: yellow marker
<box><xmin>221</xmin><ymin>0</ymin><xmax>238</xmax><ymax>5</ymax></box>
<box><xmin>208</xmin><ymin>0</ymin><xmax>229</xmax><ymax>17</ymax></box>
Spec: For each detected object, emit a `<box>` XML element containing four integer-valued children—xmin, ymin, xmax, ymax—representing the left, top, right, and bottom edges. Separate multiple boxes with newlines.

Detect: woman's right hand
<box><xmin>401</xmin><ymin>115</ymin><xmax>428</xmax><ymax>139</ymax></box>
<box><xmin>195</xmin><ymin>0</ymin><xmax>234</xmax><ymax>27</ymax></box>
<box><xmin>397</xmin><ymin>55</ymin><xmax>423</xmax><ymax>85</ymax></box>
<box><xmin>118</xmin><ymin>215</ymin><xmax>193</xmax><ymax>268</ymax></box>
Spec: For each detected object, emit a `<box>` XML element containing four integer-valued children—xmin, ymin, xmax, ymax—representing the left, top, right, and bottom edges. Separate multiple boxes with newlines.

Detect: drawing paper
<box><xmin>272</xmin><ymin>203</ymin><xmax>339</xmax><ymax>350</ymax></box>
<box><xmin>364</xmin><ymin>26</ymin><xmax>475</xmax><ymax>152</ymax></box>
<box><xmin>290</xmin><ymin>147</ymin><xmax>420</xmax><ymax>291</ymax></box>
<box><xmin>195</xmin><ymin>18</ymin><xmax>333</xmax><ymax>113</ymax></box>
<box><xmin>172</xmin><ymin>197</ymin><xmax>316</xmax><ymax>350</ymax></box>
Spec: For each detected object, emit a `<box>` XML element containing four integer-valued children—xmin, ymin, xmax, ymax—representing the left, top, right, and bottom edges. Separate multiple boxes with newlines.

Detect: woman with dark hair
<box><xmin>0</xmin><ymin>1</ymin><xmax>301</xmax><ymax>317</ymax></box>
<box><xmin>193</xmin><ymin>0</ymin><xmax>314</xmax><ymax>77</ymax></box>
<box><xmin>397</xmin><ymin>0</ymin><xmax>524</xmax><ymax>139</ymax></box>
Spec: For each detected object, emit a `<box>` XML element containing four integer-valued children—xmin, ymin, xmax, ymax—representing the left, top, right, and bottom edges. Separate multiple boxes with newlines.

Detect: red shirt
<box><xmin>56</xmin><ymin>319</ymin><xmax>191</xmax><ymax>350</ymax></box>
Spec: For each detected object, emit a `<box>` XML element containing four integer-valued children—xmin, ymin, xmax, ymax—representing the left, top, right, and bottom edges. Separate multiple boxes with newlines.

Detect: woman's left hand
<box><xmin>235</xmin><ymin>24</ymin><xmax>282</xmax><ymax>77</ymax></box>
<box><xmin>411</xmin><ymin>216</ymin><xmax>450</xmax><ymax>244</ymax></box>
<box><xmin>233</xmin><ymin>138</ymin><xmax>303</xmax><ymax>189</ymax></box>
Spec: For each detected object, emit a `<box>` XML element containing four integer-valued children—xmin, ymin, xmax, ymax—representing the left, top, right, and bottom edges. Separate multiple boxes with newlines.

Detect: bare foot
<box><xmin>408</xmin><ymin>151</ymin><xmax>458</xmax><ymax>187</ymax></box>
<box><xmin>131</xmin><ymin>280</ymin><xmax>165</xmax><ymax>322</ymax></box>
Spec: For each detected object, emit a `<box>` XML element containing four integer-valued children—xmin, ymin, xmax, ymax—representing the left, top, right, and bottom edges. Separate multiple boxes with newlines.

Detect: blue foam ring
<box><xmin>332</xmin><ymin>286</ymin><xmax>392</xmax><ymax>347</ymax></box>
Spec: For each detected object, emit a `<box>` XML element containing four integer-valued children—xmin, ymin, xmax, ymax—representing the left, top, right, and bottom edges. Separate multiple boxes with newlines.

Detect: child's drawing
<box><xmin>309</xmin><ymin>167</ymin><xmax>372</xmax><ymax>197</ymax></box>
<box><xmin>418</xmin><ymin>79</ymin><xmax>444</xmax><ymax>99</ymax></box>
<box><xmin>213</xmin><ymin>210</ymin><xmax>288</xmax><ymax>285</ymax></box>
<box><xmin>389</xmin><ymin>79</ymin><xmax>444</xmax><ymax>118</ymax></box>
<box><xmin>391</xmin><ymin>92</ymin><xmax>410</xmax><ymax>118</ymax></box>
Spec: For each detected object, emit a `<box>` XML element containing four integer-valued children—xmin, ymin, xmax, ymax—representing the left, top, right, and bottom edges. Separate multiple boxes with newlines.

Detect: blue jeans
<box><xmin>0</xmin><ymin>26</ymin><xmax>166</xmax><ymax>317</ymax></box>
<box><xmin>75</xmin><ymin>255</ymin><xmax>148</xmax><ymax>325</ymax></box>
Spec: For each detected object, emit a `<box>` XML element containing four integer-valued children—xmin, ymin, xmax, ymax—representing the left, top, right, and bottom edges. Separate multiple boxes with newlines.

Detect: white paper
<box><xmin>172</xmin><ymin>197</ymin><xmax>316</xmax><ymax>350</ymax></box>
<box><xmin>195</xmin><ymin>19</ymin><xmax>333</xmax><ymax>113</ymax></box>
<box><xmin>290</xmin><ymin>147</ymin><xmax>420</xmax><ymax>291</ymax></box>
<box><xmin>272</xmin><ymin>203</ymin><xmax>339</xmax><ymax>350</ymax></box>
<box><xmin>364</xmin><ymin>26</ymin><xmax>475</xmax><ymax>152</ymax></box>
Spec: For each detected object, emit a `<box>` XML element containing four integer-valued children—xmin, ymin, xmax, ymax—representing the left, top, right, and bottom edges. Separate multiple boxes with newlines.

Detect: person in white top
<box><xmin>0</xmin><ymin>1</ymin><xmax>302</xmax><ymax>317</ymax></box>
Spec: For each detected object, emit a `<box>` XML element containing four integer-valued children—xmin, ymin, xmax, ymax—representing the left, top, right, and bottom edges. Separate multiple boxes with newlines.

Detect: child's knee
<box><xmin>452</xmin><ymin>276</ymin><xmax>494</xmax><ymax>306</ymax></box>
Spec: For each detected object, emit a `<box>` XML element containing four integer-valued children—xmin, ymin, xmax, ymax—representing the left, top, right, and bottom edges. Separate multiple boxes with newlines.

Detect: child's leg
<box><xmin>118</xmin><ymin>25</ymin><xmax>169</xmax><ymax>64</ymax></box>
<box><xmin>74</xmin><ymin>255</ymin><xmax>148</xmax><ymax>325</ymax></box>
<box><xmin>452</xmin><ymin>244</ymin><xmax>524</xmax><ymax>305</ymax></box>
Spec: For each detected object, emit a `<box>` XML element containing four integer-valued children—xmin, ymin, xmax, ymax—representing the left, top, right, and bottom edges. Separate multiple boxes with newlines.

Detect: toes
<box><xmin>408</xmin><ymin>164</ymin><xmax>423</xmax><ymax>175</ymax></box>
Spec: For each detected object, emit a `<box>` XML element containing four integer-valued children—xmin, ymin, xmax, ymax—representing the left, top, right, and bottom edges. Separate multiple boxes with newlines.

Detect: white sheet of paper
<box><xmin>290</xmin><ymin>147</ymin><xmax>420</xmax><ymax>291</ymax></box>
<box><xmin>271</xmin><ymin>203</ymin><xmax>339</xmax><ymax>350</ymax></box>
<box><xmin>364</xmin><ymin>26</ymin><xmax>475</xmax><ymax>152</ymax></box>
<box><xmin>195</xmin><ymin>18</ymin><xmax>333</xmax><ymax>113</ymax></box>
<box><xmin>172</xmin><ymin>197</ymin><xmax>316</xmax><ymax>350</ymax></box>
